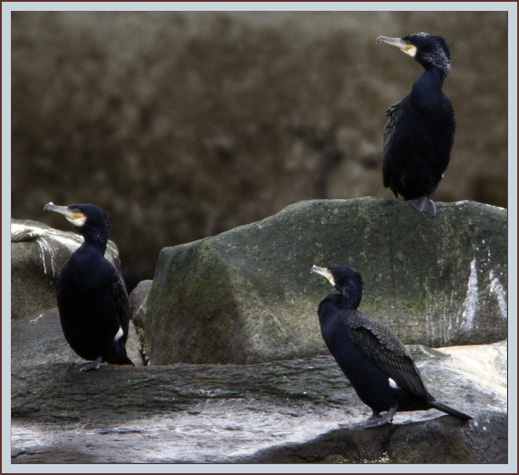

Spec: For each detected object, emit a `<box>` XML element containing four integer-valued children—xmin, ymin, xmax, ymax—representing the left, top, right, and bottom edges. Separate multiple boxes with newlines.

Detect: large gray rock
<box><xmin>145</xmin><ymin>198</ymin><xmax>507</xmax><ymax>365</ymax></box>
<box><xmin>11</xmin><ymin>341</ymin><xmax>507</xmax><ymax>464</ymax></box>
<box><xmin>11</xmin><ymin>219</ymin><xmax>122</xmax><ymax>320</ymax></box>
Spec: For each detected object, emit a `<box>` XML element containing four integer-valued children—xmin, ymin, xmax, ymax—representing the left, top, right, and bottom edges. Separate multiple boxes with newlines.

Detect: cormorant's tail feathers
<box><xmin>430</xmin><ymin>400</ymin><xmax>472</xmax><ymax>421</ymax></box>
<box><xmin>105</xmin><ymin>351</ymin><xmax>134</xmax><ymax>366</ymax></box>
<box><xmin>113</xmin><ymin>355</ymin><xmax>134</xmax><ymax>366</ymax></box>
<box><xmin>409</xmin><ymin>197</ymin><xmax>437</xmax><ymax>217</ymax></box>
<box><xmin>121</xmin><ymin>356</ymin><xmax>135</xmax><ymax>366</ymax></box>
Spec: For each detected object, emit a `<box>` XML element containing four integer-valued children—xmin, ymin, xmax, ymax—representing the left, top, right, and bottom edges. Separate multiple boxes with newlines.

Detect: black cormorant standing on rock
<box><xmin>311</xmin><ymin>265</ymin><xmax>471</xmax><ymax>427</ymax></box>
<box><xmin>44</xmin><ymin>202</ymin><xmax>133</xmax><ymax>371</ymax></box>
<box><xmin>377</xmin><ymin>33</ymin><xmax>455</xmax><ymax>217</ymax></box>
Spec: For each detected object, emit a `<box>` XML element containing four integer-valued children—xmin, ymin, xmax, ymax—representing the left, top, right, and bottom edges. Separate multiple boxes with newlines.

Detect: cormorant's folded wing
<box><xmin>348</xmin><ymin>310</ymin><xmax>430</xmax><ymax>400</ymax></box>
<box><xmin>111</xmin><ymin>269</ymin><xmax>131</xmax><ymax>341</ymax></box>
<box><xmin>382</xmin><ymin>101</ymin><xmax>403</xmax><ymax>188</ymax></box>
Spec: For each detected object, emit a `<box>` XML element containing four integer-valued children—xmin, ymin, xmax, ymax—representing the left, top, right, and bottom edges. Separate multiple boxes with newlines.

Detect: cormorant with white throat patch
<box><xmin>311</xmin><ymin>264</ymin><xmax>471</xmax><ymax>427</ymax></box>
<box><xmin>377</xmin><ymin>33</ymin><xmax>455</xmax><ymax>217</ymax></box>
<box><xmin>44</xmin><ymin>202</ymin><xmax>133</xmax><ymax>371</ymax></box>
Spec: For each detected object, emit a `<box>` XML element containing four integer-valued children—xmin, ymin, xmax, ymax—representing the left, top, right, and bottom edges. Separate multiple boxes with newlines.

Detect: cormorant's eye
<box><xmin>65</xmin><ymin>208</ymin><xmax>87</xmax><ymax>226</ymax></box>
<box><xmin>404</xmin><ymin>43</ymin><xmax>418</xmax><ymax>57</ymax></box>
<box><xmin>69</xmin><ymin>207</ymin><xmax>82</xmax><ymax>217</ymax></box>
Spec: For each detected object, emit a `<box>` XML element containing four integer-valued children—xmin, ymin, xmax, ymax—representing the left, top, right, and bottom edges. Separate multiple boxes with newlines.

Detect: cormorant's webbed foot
<box><xmin>363</xmin><ymin>406</ymin><xmax>398</xmax><ymax>428</ymax></box>
<box><xmin>79</xmin><ymin>356</ymin><xmax>103</xmax><ymax>372</ymax></box>
<box><xmin>363</xmin><ymin>412</ymin><xmax>391</xmax><ymax>428</ymax></box>
<box><xmin>409</xmin><ymin>197</ymin><xmax>437</xmax><ymax>217</ymax></box>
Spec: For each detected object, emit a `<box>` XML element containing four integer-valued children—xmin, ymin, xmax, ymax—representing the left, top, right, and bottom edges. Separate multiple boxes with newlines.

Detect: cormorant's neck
<box><xmin>411</xmin><ymin>67</ymin><xmax>445</xmax><ymax>107</ymax></box>
<box><xmin>338</xmin><ymin>286</ymin><xmax>362</xmax><ymax>309</ymax></box>
<box><xmin>77</xmin><ymin>227</ymin><xmax>109</xmax><ymax>254</ymax></box>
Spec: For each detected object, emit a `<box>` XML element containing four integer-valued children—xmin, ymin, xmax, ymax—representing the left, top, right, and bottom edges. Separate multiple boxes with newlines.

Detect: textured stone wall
<box><xmin>11</xmin><ymin>11</ymin><xmax>508</xmax><ymax>287</ymax></box>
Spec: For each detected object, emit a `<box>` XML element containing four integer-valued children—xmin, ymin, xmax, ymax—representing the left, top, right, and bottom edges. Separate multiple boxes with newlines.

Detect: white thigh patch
<box><xmin>114</xmin><ymin>326</ymin><xmax>124</xmax><ymax>342</ymax></box>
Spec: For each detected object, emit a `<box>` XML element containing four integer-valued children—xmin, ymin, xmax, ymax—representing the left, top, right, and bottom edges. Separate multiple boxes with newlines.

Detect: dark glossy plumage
<box><xmin>44</xmin><ymin>202</ymin><xmax>133</xmax><ymax>371</ymax></box>
<box><xmin>311</xmin><ymin>265</ymin><xmax>471</xmax><ymax>426</ymax></box>
<box><xmin>377</xmin><ymin>33</ymin><xmax>455</xmax><ymax>217</ymax></box>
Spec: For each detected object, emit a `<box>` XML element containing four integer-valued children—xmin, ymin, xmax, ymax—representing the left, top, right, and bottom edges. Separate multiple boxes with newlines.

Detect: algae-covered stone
<box><xmin>11</xmin><ymin>219</ymin><xmax>122</xmax><ymax>320</ymax></box>
<box><xmin>145</xmin><ymin>198</ymin><xmax>507</xmax><ymax>364</ymax></box>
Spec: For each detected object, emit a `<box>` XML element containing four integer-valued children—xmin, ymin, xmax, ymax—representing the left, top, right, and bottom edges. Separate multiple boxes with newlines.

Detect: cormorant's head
<box><xmin>377</xmin><ymin>32</ymin><xmax>451</xmax><ymax>79</ymax></box>
<box><xmin>311</xmin><ymin>265</ymin><xmax>363</xmax><ymax>308</ymax></box>
<box><xmin>44</xmin><ymin>202</ymin><xmax>110</xmax><ymax>247</ymax></box>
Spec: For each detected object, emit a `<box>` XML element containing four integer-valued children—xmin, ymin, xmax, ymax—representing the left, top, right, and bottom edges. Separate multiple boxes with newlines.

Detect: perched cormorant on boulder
<box><xmin>311</xmin><ymin>264</ymin><xmax>472</xmax><ymax>427</ymax></box>
<box><xmin>44</xmin><ymin>202</ymin><xmax>133</xmax><ymax>371</ymax></box>
<box><xmin>377</xmin><ymin>33</ymin><xmax>455</xmax><ymax>217</ymax></box>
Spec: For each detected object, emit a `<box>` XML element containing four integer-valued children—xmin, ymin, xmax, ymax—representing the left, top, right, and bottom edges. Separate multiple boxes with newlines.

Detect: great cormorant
<box><xmin>44</xmin><ymin>202</ymin><xmax>133</xmax><ymax>371</ymax></box>
<box><xmin>377</xmin><ymin>33</ymin><xmax>455</xmax><ymax>217</ymax></box>
<box><xmin>311</xmin><ymin>265</ymin><xmax>471</xmax><ymax>427</ymax></box>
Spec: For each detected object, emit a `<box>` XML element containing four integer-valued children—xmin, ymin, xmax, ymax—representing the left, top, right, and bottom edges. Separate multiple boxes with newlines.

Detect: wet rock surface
<box><xmin>11</xmin><ymin>219</ymin><xmax>122</xmax><ymax>321</ymax></box>
<box><xmin>11</xmin><ymin>343</ymin><xmax>507</xmax><ymax>464</ymax></box>
<box><xmin>146</xmin><ymin>199</ymin><xmax>507</xmax><ymax>364</ymax></box>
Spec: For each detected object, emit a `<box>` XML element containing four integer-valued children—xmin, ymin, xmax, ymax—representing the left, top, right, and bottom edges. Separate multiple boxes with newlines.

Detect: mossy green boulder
<box><xmin>145</xmin><ymin>198</ymin><xmax>507</xmax><ymax>364</ymax></box>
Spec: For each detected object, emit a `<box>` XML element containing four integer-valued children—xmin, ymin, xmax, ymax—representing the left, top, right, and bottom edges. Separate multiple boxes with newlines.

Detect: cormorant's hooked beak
<box><xmin>311</xmin><ymin>265</ymin><xmax>336</xmax><ymax>287</ymax></box>
<box><xmin>44</xmin><ymin>202</ymin><xmax>87</xmax><ymax>227</ymax></box>
<box><xmin>377</xmin><ymin>35</ymin><xmax>417</xmax><ymax>58</ymax></box>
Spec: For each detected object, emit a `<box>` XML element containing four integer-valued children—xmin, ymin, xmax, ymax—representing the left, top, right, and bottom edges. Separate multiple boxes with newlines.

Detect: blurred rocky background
<box><xmin>11</xmin><ymin>11</ymin><xmax>508</xmax><ymax>289</ymax></box>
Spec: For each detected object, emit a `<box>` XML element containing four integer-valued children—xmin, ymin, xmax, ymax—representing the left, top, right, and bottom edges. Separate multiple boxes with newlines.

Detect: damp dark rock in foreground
<box><xmin>11</xmin><ymin>341</ymin><xmax>507</xmax><ymax>464</ymax></box>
